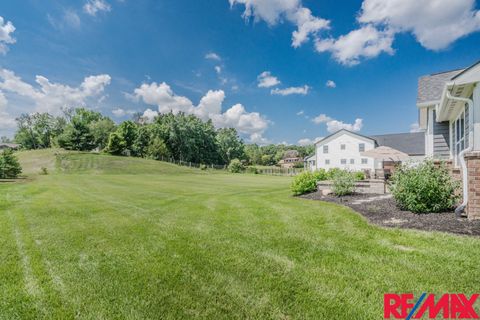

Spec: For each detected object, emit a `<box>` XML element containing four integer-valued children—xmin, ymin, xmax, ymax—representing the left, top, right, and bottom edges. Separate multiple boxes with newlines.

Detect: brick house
<box><xmin>417</xmin><ymin>60</ymin><xmax>480</xmax><ymax>219</ymax></box>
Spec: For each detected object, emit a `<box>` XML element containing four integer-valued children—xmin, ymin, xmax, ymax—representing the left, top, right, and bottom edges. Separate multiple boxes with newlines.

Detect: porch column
<box><xmin>465</xmin><ymin>151</ymin><xmax>480</xmax><ymax>220</ymax></box>
<box><xmin>473</xmin><ymin>84</ymin><xmax>480</xmax><ymax>151</ymax></box>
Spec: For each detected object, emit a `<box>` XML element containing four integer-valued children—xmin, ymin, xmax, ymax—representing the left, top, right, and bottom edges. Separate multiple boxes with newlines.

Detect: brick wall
<box><xmin>465</xmin><ymin>152</ymin><xmax>480</xmax><ymax>220</ymax></box>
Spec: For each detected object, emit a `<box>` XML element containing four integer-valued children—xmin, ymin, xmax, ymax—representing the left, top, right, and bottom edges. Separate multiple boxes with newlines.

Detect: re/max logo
<box><xmin>384</xmin><ymin>293</ymin><xmax>479</xmax><ymax>319</ymax></box>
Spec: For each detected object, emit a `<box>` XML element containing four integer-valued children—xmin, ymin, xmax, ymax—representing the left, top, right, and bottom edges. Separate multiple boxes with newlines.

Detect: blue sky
<box><xmin>0</xmin><ymin>0</ymin><xmax>479</xmax><ymax>145</ymax></box>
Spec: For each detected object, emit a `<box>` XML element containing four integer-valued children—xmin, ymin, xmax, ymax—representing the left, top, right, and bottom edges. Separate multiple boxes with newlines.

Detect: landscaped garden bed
<box><xmin>301</xmin><ymin>191</ymin><xmax>480</xmax><ymax>236</ymax></box>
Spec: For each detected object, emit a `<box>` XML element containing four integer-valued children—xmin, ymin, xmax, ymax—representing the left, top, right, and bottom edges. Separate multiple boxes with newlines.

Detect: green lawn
<box><xmin>1</xmin><ymin>150</ymin><xmax>479</xmax><ymax>319</ymax></box>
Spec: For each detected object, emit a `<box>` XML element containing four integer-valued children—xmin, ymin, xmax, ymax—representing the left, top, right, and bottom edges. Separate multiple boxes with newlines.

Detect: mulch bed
<box><xmin>301</xmin><ymin>191</ymin><xmax>480</xmax><ymax>237</ymax></box>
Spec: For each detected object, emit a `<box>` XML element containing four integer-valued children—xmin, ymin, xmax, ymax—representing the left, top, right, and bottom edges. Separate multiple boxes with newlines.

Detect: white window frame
<box><xmin>361</xmin><ymin>158</ymin><xmax>368</xmax><ymax>164</ymax></box>
<box><xmin>350</xmin><ymin>159</ymin><xmax>354</xmax><ymax>164</ymax></box>
<box><xmin>359</xmin><ymin>143</ymin><xmax>365</xmax><ymax>152</ymax></box>
<box><xmin>325</xmin><ymin>159</ymin><xmax>330</xmax><ymax>165</ymax></box>
<box><xmin>340</xmin><ymin>144</ymin><xmax>346</xmax><ymax>150</ymax></box>
<box><xmin>341</xmin><ymin>159</ymin><xmax>347</xmax><ymax>165</ymax></box>
<box><xmin>454</xmin><ymin>110</ymin><xmax>466</xmax><ymax>165</ymax></box>
<box><xmin>323</xmin><ymin>145</ymin><xmax>328</xmax><ymax>154</ymax></box>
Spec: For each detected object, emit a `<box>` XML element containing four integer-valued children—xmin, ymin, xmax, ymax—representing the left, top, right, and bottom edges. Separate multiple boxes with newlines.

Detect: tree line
<box><xmin>11</xmin><ymin>108</ymin><xmax>314</xmax><ymax>166</ymax></box>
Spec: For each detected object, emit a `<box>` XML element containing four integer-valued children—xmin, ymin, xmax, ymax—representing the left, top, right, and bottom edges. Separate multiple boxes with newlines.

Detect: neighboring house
<box><xmin>0</xmin><ymin>143</ymin><xmax>20</xmax><ymax>150</ymax></box>
<box><xmin>304</xmin><ymin>154</ymin><xmax>315</xmax><ymax>171</ymax></box>
<box><xmin>416</xmin><ymin>60</ymin><xmax>480</xmax><ymax>219</ymax></box>
<box><xmin>313</xmin><ymin>130</ymin><xmax>378</xmax><ymax>171</ymax></box>
<box><xmin>278</xmin><ymin>157</ymin><xmax>303</xmax><ymax>168</ymax></box>
<box><xmin>278</xmin><ymin>150</ymin><xmax>303</xmax><ymax>168</ymax></box>
<box><xmin>309</xmin><ymin>129</ymin><xmax>425</xmax><ymax>172</ymax></box>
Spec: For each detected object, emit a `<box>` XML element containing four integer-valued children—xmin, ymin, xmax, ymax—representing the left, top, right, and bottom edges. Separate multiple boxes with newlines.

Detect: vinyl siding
<box><xmin>433</xmin><ymin>110</ymin><xmax>450</xmax><ymax>158</ymax></box>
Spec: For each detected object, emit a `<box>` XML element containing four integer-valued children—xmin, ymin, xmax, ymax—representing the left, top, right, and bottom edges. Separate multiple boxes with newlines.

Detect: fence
<box><xmin>159</xmin><ymin>157</ymin><xmax>304</xmax><ymax>176</ymax></box>
<box><xmin>159</xmin><ymin>156</ymin><xmax>227</xmax><ymax>170</ymax></box>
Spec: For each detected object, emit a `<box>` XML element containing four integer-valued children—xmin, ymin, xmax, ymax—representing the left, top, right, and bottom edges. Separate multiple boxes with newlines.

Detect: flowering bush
<box><xmin>389</xmin><ymin>160</ymin><xmax>459</xmax><ymax>213</ymax></box>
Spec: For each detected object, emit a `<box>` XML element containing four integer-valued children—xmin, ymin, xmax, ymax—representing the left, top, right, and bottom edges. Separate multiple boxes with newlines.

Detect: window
<box><xmin>323</xmin><ymin>145</ymin><xmax>328</xmax><ymax>154</ymax></box>
<box><xmin>341</xmin><ymin>144</ymin><xmax>346</xmax><ymax>150</ymax></box>
<box><xmin>325</xmin><ymin>159</ymin><xmax>330</xmax><ymax>165</ymax></box>
<box><xmin>454</xmin><ymin>110</ymin><xmax>466</xmax><ymax>163</ymax></box>
<box><xmin>341</xmin><ymin>159</ymin><xmax>347</xmax><ymax>165</ymax></box>
<box><xmin>359</xmin><ymin>143</ymin><xmax>365</xmax><ymax>152</ymax></box>
<box><xmin>350</xmin><ymin>159</ymin><xmax>354</xmax><ymax>164</ymax></box>
<box><xmin>361</xmin><ymin>158</ymin><xmax>368</xmax><ymax>164</ymax></box>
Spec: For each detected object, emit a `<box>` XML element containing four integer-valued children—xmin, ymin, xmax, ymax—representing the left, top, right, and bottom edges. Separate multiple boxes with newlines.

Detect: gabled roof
<box><xmin>417</xmin><ymin>69</ymin><xmax>464</xmax><ymax>105</ymax></box>
<box><xmin>370</xmin><ymin>132</ymin><xmax>425</xmax><ymax>156</ymax></box>
<box><xmin>451</xmin><ymin>60</ymin><xmax>480</xmax><ymax>80</ymax></box>
<box><xmin>314</xmin><ymin>129</ymin><xmax>375</xmax><ymax>146</ymax></box>
<box><xmin>315</xmin><ymin>130</ymin><xmax>425</xmax><ymax>156</ymax></box>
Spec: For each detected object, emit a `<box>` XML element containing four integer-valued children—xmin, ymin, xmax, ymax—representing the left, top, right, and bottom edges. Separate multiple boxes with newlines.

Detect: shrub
<box><xmin>0</xmin><ymin>149</ymin><xmax>22</xmax><ymax>179</ymax></box>
<box><xmin>332</xmin><ymin>170</ymin><xmax>356</xmax><ymax>196</ymax></box>
<box><xmin>246</xmin><ymin>166</ymin><xmax>258</xmax><ymax>174</ymax></box>
<box><xmin>313</xmin><ymin>168</ymin><xmax>328</xmax><ymax>181</ymax></box>
<box><xmin>327</xmin><ymin>168</ymin><xmax>342</xmax><ymax>180</ymax></box>
<box><xmin>200</xmin><ymin>164</ymin><xmax>208</xmax><ymax>171</ymax></box>
<box><xmin>389</xmin><ymin>160</ymin><xmax>459</xmax><ymax>213</ymax></box>
<box><xmin>293</xmin><ymin>162</ymin><xmax>304</xmax><ymax>169</ymax></box>
<box><xmin>40</xmin><ymin>167</ymin><xmax>48</xmax><ymax>175</ymax></box>
<box><xmin>228</xmin><ymin>159</ymin><xmax>245</xmax><ymax>173</ymax></box>
<box><xmin>291</xmin><ymin>171</ymin><xmax>317</xmax><ymax>195</ymax></box>
<box><xmin>354</xmin><ymin>171</ymin><xmax>365</xmax><ymax>181</ymax></box>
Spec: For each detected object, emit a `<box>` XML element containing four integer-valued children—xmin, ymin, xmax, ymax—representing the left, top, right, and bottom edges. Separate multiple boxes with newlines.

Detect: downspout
<box><xmin>446</xmin><ymin>90</ymin><xmax>473</xmax><ymax>217</ymax></box>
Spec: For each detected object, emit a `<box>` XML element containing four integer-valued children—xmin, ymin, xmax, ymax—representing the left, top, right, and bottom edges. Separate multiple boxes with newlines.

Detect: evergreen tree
<box><xmin>0</xmin><ymin>149</ymin><xmax>22</xmax><ymax>179</ymax></box>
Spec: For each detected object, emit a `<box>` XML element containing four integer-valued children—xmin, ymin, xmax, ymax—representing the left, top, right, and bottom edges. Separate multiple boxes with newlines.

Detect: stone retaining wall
<box><xmin>317</xmin><ymin>179</ymin><xmax>386</xmax><ymax>195</ymax></box>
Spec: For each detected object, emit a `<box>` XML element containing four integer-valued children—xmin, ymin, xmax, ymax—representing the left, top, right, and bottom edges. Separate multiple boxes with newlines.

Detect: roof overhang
<box><xmin>314</xmin><ymin>129</ymin><xmax>375</xmax><ymax>146</ymax></box>
<box><xmin>436</xmin><ymin>62</ymin><xmax>480</xmax><ymax>122</ymax></box>
<box><xmin>436</xmin><ymin>81</ymin><xmax>476</xmax><ymax>122</ymax></box>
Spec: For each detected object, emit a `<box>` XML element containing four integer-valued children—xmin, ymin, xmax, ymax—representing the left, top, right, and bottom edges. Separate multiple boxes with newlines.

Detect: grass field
<box><xmin>1</xmin><ymin>150</ymin><xmax>480</xmax><ymax>319</ymax></box>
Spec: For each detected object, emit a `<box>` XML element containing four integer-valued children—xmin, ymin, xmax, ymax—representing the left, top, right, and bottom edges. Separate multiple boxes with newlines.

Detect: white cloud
<box><xmin>296</xmin><ymin>110</ymin><xmax>304</xmax><ymax>116</ymax></box>
<box><xmin>134</xmin><ymin>82</ymin><xmax>270</xmax><ymax>142</ymax></box>
<box><xmin>316</xmin><ymin>25</ymin><xmax>395</xmax><ymax>66</ymax></box>
<box><xmin>112</xmin><ymin>108</ymin><xmax>136</xmax><ymax>117</ymax></box>
<box><xmin>297</xmin><ymin>137</ymin><xmax>323</xmax><ymax>146</ymax></box>
<box><xmin>205</xmin><ymin>52</ymin><xmax>221</xmax><ymax>61</ymax></box>
<box><xmin>64</xmin><ymin>10</ymin><xmax>81</xmax><ymax>28</ymax></box>
<box><xmin>312</xmin><ymin>113</ymin><xmax>363</xmax><ymax>133</ymax></box>
<box><xmin>325</xmin><ymin>119</ymin><xmax>363</xmax><ymax>133</ymax></box>
<box><xmin>249</xmin><ymin>132</ymin><xmax>271</xmax><ymax>145</ymax></box>
<box><xmin>214</xmin><ymin>66</ymin><xmax>222</xmax><ymax>74</ymax></box>
<box><xmin>358</xmin><ymin>0</ymin><xmax>480</xmax><ymax>51</ymax></box>
<box><xmin>410</xmin><ymin>122</ymin><xmax>423</xmax><ymax>133</ymax></box>
<box><xmin>0</xmin><ymin>69</ymin><xmax>111</xmax><ymax>114</ymax></box>
<box><xmin>312</xmin><ymin>113</ymin><xmax>331</xmax><ymax>124</ymax></box>
<box><xmin>257</xmin><ymin>71</ymin><xmax>281</xmax><ymax>88</ymax></box>
<box><xmin>84</xmin><ymin>0</ymin><xmax>111</xmax><ymax>16</ymax></box>
<box><xmin>326</xmin><ymin>80</ymin><xmax>336</xmax><ymax>88</ymax></box>
<box><xmin>271</xmin><ymin>85</ymin><xmax>309</xmax><ymax>96</ymax></box>
<box><xmin>316</xmin><ymin>0</ymin><xmax>480</xmax><ymax>65</ymax></box>
<box><xmin>230</xmin><ymin>0</ymin><xmax>330</xmax><ymax>48</ymax></box>
<box><xmin>0</xmin><ymin>91</ymin><xmax>15</xmax><ymax>129</ymax></box>
<box><xmin>0</xmin><ymin>17</ymin><xmax>16</xmax><ymax>55</ymax></box>
<box><xmin>141</xmin><ymin>108</ymin><xmax>159</xmax><ymax>123</ymax></box>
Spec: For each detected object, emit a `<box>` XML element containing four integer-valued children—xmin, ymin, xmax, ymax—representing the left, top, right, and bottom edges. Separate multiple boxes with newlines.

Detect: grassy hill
<box><xmin>1</xmin><ymin>150</ymin><xmax>480</xmax><ymax>319</ymax></box>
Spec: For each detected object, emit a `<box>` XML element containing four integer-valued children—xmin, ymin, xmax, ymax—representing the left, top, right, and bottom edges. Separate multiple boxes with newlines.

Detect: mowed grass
<box><xmin>1</xmin><ymin>150</ymin><xmax>480</xmax><ymax>319</ymax></box>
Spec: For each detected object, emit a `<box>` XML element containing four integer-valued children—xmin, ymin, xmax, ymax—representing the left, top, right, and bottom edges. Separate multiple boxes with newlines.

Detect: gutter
<box><xmin>446</xmin><ymin>90</ymin><xmax>474</xmax><ymax>217</ymax></box>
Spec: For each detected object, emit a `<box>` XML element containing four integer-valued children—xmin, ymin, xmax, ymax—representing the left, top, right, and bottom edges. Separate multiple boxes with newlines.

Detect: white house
<box><xmin>416</xmin><ymin>60</ymin><xmax>480</xmax><ymax>218</ymax></box>
<box><xmin>307</xmin><ymin>129</ymin><xmax>425</xmax><ymax>172</ymax></box>
<box><xmin>312</xmin><ymin>130</ymin><xmax>378</xmax><ymax>171</ymax></box>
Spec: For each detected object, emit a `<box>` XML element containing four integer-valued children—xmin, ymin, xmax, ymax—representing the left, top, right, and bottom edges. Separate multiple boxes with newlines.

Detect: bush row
<box><xmin>291</xmin><ymin>169</ymin><xmax>364</xmax><ymax>196</ymax></box>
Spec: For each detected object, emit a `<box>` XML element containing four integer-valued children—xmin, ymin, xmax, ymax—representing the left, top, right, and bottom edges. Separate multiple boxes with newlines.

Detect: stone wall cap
<box><xmin>464</xmin><ymin>151</ymin><xmax>480</xmax><ymax>159</ymax></box>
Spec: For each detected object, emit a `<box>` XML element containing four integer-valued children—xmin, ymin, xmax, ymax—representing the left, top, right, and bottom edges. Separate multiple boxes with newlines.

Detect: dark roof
<box><xmin>417</xmin><ymin>69</ymin><xmax>464</xmax><ymax>104</ymax></box>
<box><xmin>370</xmin><ymin>132</ymin><xmax>425</xmax><ymax>156</ymax></box>
<box><xmin>0</xmin><ymin>143</ymin><xmax>20</xmax><ymax>148</ymax></box>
